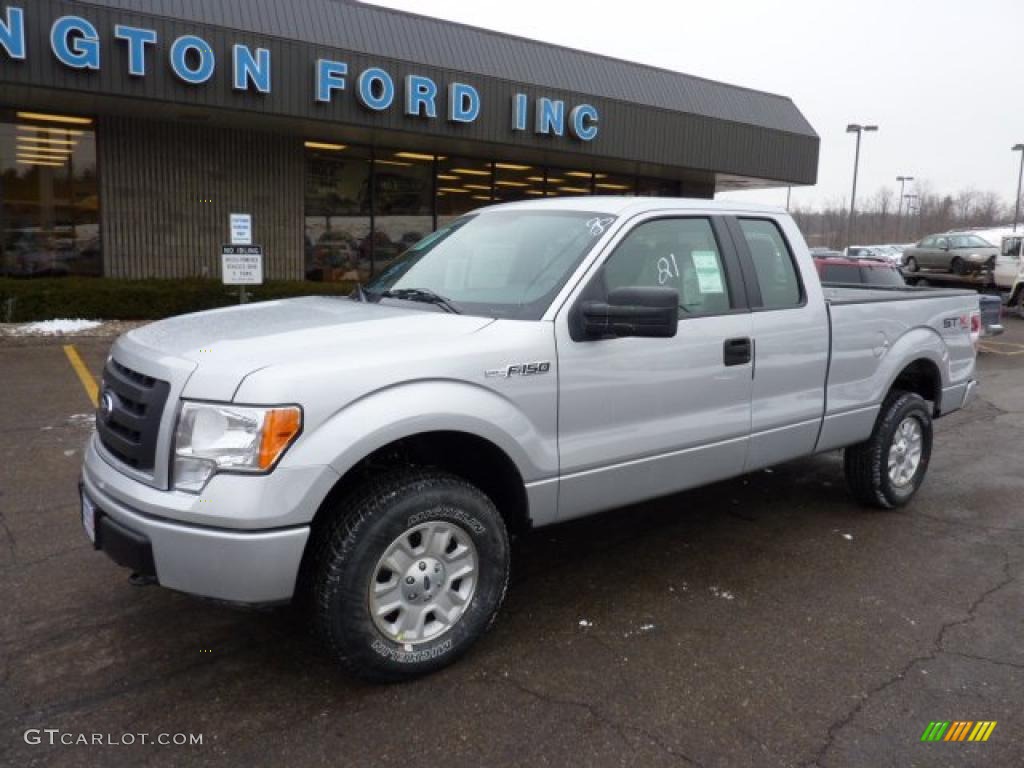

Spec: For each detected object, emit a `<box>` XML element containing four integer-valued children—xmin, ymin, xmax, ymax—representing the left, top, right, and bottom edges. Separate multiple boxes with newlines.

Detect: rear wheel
<box><xmin>1014</xmin><ymin>288</ymin><xmax>1024</xmax><ymax>319</ymax></box>
<box><xmin>904</xmin><ymin>256</ymin><xmax>918</xmax><ymax>273</ymax></box>
<box><xmin>951</xmin><ymin>257</ymin><xmax>966</xmax><ymax>275</ymax></box>
<box><xmin>311</xmin><ymin>469</ymin><xmax>510</xmax><ymax>682</ymax></box>
<box><xmin>844</xmin><ymin>391</ymin><xmax>933</xmax><ymax>509</ymax></box>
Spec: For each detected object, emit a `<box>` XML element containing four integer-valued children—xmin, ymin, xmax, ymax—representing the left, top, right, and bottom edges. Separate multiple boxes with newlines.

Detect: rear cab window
<box><xmin>737</xmin><ymin>218</ymin><xmax>803</xmax><ymax>309</ymax></box>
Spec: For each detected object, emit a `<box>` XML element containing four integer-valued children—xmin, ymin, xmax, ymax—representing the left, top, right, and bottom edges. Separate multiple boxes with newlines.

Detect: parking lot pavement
<box><xmin>1</xmin><ymin>326</ymin><xmax>1023</xmax><ymax>768</ymax></box>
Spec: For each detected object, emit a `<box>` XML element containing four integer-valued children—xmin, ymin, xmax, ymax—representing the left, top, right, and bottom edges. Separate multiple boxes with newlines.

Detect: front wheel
<box><xmin>904</xmin><ymin>256</ymin><xmax>919</xmax><ymax>273</ymax></box>
<box><xmin>844</xmin><ymin>391</ymin><xmax>933</xmax><ymax>509</ymax></box>
<box><xmin>311</xmin><ymin>469</ymin><xmax>510</xmax><ymax>682</ymax></box>
<box><xmin>951</xmin><ymin>257</ymin><xmax>966</xmax><ymax>275</ymax></box>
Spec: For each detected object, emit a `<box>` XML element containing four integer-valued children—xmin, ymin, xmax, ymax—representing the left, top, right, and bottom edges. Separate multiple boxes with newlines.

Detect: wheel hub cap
<box><xmin>369</xmin><ymin>520</ymin><xmax>478</xmax><ymax>645</ymax></box>
<box><xmin>887</xmin><ymin>416</ymin><xmax>923</xmax><ymax>488</ymax></box>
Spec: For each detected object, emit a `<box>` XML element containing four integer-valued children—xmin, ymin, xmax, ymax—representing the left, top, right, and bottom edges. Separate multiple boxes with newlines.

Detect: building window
<box><xmin>1</xmin><ymin>111</ymin><xmax>99</xmax><ymax>277</ymax></box>
<box><xmin>373</xmin><ymin>149</ymin><xmax>434</xmax><ymax>274</ymax></box>
<box><xmin>593</xmin><ymin>173</ymin><xmax>634</xmax><ymax>196</ymax></box>
<box><xmin>303</xmin><ymin>137</ymin><xmax>693</xmax><ymax>283</ymax></box>
<box><xmin>437</xmin><ymin>156</ymin><xmax>492</xmax><ymax>227</ymax></box>
<box><xmin>304</xmin><ymin>142</ymin><xmax>371</xmax><ymax>282</ymax></box>
<box><xmin>493</xmin><ymin>161</ymin><xmax>539</xmax><ymax>203</ymax></box>
<box><xmin>546</xmin><ymin>169</ymin><xmax>593</xmax><ymax>197</ymax></box>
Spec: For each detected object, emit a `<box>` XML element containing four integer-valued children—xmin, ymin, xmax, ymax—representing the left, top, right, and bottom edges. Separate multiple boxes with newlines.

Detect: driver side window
<box><xmin>602</xmin><ymin>218</ymin><xmax>732</xmax><ymax>316</ymax></box>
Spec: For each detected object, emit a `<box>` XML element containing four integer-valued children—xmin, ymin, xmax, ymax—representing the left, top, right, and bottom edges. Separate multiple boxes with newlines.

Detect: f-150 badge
<box><xmin>485</xmin><ymin>362</ymin><xmax>552</xmax><ymax>378</ymax></box>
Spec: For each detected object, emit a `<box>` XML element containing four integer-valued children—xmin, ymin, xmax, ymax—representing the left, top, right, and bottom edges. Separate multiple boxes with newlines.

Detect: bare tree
<box><xmin>785</xmin><ymin>181</ymin><xmax>1014</xmax><ymax>247</ymax></box>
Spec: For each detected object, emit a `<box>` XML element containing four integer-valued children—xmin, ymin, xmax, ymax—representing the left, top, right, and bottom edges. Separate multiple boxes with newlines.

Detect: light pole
<box><xmin>846</xmin><ymin>123</ymin><xmax>878</xmax><ymax>247</ymax></box>
<box><xmin>1013</xmin><ymin>144</ymin><xmax>1024</xmax><ymax>232</ymax></box>
<box><xmin>904</xmin><ymin>193</ymin><xmax>920</xmax><ymax>240</ymax></box>
<box><xmin>896</xmin><ymin>175</ymin><xmax>914</xmax><ymax>242</ymax></box>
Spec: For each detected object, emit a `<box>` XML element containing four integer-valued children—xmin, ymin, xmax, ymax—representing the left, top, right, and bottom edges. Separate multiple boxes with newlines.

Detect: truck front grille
<box><xmin>96</xmin><ymin>360</ymin><xmax>170</xmax><ymax>471</ymax></box>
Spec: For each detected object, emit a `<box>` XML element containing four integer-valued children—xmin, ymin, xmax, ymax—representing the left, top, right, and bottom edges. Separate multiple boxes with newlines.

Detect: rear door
<box><xmin>725</xmin><ymin>216</ymin><xmax>830</xmax><ymax>470</ymax></box>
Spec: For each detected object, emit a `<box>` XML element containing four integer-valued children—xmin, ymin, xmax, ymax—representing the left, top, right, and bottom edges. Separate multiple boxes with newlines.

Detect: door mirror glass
<box><xmin>581</xmin><ymin>286</ymin><xmax>679</xmax><ymax>339</ymax></box>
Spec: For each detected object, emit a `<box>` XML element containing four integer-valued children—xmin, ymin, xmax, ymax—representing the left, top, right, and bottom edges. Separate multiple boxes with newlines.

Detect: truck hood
<box><xmin>121</xmin><ymin>297</ymin><xmax>494</xmax><ymax>400</ymax></box>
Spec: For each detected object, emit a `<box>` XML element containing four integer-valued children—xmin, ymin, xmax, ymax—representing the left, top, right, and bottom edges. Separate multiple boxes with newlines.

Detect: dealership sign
<box><xmin>0</xmin><ymin>6</ymin><xmax>600</xmax><ymax>141</ymax></box>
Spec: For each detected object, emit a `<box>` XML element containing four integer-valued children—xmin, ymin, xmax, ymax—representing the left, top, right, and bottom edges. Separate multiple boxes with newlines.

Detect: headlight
<box><xmin>173</xmin><ymin>402</ymin><xmax>302</xmax><ymax>492</ymax></box>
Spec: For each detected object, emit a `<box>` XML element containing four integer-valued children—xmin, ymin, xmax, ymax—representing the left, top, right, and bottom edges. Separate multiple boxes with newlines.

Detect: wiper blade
<box><xmin>380</xmin><ymin>288</ymin><xmax>463</xmax><ymax>314</ymax></box>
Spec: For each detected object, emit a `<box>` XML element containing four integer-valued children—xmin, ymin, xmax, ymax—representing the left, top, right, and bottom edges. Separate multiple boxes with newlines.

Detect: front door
<box><xmin>554</xmin><ymin>214</ymin><xmax>754</xmax><ymax>521</ymax></box>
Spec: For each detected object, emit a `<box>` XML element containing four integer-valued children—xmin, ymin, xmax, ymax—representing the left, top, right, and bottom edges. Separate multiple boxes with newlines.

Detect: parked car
<box><xmin>843</xmin><ymin>245</ymin><xmax>887</xmax><ymax>261</ymax></box>
<box><xmin>903</xmin><ymin>232</ymin><xmax>998</xmax><ymax>275</ymax></box>
<box><xmin>80</xmin><ymin>199</ymin><xmax>979</xmax><ymax>682</ymax></box>
<box><xmin>875</xmin><ymin>245</ymin><xmax>906</xmax><ymax>265</ymax></box>
<box><xmin>814</xmin><ymin>255</ymin><xmax>906</xmax><ymax>287</ymax></box>
<box><xmin>309</xmin><ymin>230</ymin><xmax>362</xmax><ymax>281</ymax></box>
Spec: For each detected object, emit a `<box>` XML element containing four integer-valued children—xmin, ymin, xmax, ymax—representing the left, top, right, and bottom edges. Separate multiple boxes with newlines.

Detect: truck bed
<box><xmin>815</xmin><ymin>284</ymin><xmax>978</xmax><ymax>454</ymax></box>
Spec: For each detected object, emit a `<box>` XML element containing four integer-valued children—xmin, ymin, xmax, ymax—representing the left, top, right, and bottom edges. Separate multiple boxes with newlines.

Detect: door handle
<box><xmin>723</xmin><ymin>337</ymin><xmax>752</xmax><ymax>366</ymax></box>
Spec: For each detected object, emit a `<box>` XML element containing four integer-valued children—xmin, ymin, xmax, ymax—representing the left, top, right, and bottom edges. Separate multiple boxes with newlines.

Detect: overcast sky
<box><xmin>370</xmin><ymin>0</ymin><xmax>1024</xmax><ymax>210</ymax></box>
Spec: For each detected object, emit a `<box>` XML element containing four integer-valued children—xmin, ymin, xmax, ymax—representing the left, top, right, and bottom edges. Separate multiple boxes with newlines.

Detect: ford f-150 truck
<box><xmin>79</xmin><ymin>198</ymin><xmax>979</xmax><ymax>681</ymax></box>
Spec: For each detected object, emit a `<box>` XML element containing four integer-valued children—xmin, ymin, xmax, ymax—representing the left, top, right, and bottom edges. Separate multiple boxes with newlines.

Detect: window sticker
<box><xmin>691</xmin><ymin>250</ymin><xmax>724</xmax><ymax>294</ymax></box>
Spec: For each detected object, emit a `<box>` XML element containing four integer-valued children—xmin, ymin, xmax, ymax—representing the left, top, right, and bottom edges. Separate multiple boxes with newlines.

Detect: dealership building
<box><xmin>0</xmin><ymin>0</ymin><xmax>819</xmax><ymax>281</ymax></box>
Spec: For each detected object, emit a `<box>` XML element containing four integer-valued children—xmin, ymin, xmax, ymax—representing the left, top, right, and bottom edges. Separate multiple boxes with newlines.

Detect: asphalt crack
<box><xmin>498</xmin><ymin>673</ymin><xmax>706</xmax><ymax>767</ymax></box>
<box><xmin>0</xmin><ymin>512</ymin><xmax>16</xmax><ymax>558</ymax></box>
<box><xmin>945</xmin><ymin>650</ymin><xmax>1024</xmax><ymax>670</ymax></box>
<box><xmin>800</xmin><ymin>550</ymin><xmax>1017</xmax><ymax>768</ymax></box>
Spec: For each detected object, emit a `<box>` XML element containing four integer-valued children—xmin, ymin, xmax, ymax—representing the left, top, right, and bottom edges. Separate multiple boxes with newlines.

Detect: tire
<box><xmin>311</xmin><ymin>469</ymin><xmax>510</xmax><ymax>682</ymax></box>
<box><xmin>1014</xmin><ymin>289</ymin><xmax>1024</xmax><ymax>320</ymax></box>
<box><xmin>951</xmin><ymin>257</ymin><xmax>966</xmax><ymax>275</ymax></box>
<box><xmin>844</xmin><ymin>391</ymin><xmax>933</xmax><ymax>509</ymax></box>
<box><xmin>904</xmin><ymin>256</ymin><xmax>918</xmax><ymax>273</ymax></box>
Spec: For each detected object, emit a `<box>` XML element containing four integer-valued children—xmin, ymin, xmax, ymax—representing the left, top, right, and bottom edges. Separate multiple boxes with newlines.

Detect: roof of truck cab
<box><xmin>472</xmin><ymin>196</ymin><xmax>788</xmax><ymax>217</ymax></box>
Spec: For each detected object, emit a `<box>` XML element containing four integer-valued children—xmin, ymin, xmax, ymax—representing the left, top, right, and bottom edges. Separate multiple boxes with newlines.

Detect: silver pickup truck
<box><xmin>80</xmin><ymin>198</ymin><xmax>979</xmax><ymax>681</ymax></box>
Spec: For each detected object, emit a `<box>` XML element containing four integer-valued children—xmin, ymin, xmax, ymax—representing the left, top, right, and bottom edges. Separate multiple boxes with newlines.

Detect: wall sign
<box><xmin>221</xmin><ymin>245</ymin><xmax>263</xmax><ymax>285</ymax></box>
<box><xmin>0</xmin><ymin>5</ymin><xmax>600</xmax><ymax>142</ymax></box>
<box><xmin>229</xmin><ymin>213</ymin><xmax>252</xmax><ymax>245</ymax></box>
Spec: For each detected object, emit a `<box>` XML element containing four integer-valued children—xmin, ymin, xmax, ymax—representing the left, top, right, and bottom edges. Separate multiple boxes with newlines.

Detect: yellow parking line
<box><xmin>63</xmin><ymin>344</ymin><xmax>99</xmax><ymax>408</ymax></box>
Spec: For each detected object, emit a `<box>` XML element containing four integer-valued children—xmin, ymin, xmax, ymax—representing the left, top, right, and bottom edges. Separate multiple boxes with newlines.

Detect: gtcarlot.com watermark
<box><xmin>24</xmin><ymin>729</ymin><xmax>203</xmax><ymax>747</ymax></box>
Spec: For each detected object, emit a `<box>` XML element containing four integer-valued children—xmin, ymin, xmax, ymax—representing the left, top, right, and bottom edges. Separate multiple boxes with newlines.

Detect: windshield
<box><xmin>363</xmin><ymin>210</ymin><xmax>616</xmax><ymax>319</ymax></box>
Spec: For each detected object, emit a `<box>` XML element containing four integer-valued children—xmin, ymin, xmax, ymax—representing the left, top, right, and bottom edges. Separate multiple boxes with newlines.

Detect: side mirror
<box><xmin>580</xmin><ymin>286</ymin><xmax>678</xmax><ymax>339</ymax></box>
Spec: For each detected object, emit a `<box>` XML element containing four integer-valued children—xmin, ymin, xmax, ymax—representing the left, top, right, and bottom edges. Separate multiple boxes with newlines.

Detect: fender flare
<box><xmin>283</xmin><ymin>379</ymin><xmax>556</xmax><ymax>484</ymax></box>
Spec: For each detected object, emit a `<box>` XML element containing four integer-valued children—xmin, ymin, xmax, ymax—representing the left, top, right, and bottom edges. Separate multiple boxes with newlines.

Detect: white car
<box><xmin>844</xmin><ymin>245</ymin><xmax>892</xmax><ymax>263</ymax></box>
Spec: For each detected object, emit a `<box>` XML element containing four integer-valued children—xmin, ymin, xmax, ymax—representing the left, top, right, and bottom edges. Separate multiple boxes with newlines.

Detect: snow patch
<box><xmin>14</xmin><ymin>319</ymin><xmax>101</xmax><ymax>335</ymax></box>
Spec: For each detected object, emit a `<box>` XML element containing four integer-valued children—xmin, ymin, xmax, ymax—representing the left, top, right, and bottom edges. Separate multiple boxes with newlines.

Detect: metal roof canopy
<box><xmin>2</xmin><ymin>0</ymin><xmax>819</xmax><ymax>187</ymax></box>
